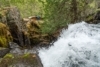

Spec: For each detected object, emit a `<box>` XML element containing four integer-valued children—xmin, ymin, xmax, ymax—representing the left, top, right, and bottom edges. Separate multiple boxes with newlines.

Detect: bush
<box><xmin>39</xmin><ymin>0</ymin><xmax>97</xmax><ymax>34</ymax></box>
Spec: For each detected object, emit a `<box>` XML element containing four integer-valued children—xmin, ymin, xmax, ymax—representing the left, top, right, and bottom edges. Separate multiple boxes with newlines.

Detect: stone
<box><xmin>0</xmin><ymin>7</ymin><xmax>27</xmax><ymax>47</ymax></box>
<box><xmin>0</xmin><ymin>47</ymin><xmax>10</xmax><ymax>57</ymax></box>
<box><xmin>0</xmin><ymin>53</ymin><xmax>43</xmax><ymax>67</ymax></box>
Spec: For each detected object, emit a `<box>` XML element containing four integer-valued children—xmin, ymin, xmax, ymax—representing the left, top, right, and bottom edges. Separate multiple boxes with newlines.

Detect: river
<box><xmin>38</xmin><ymin>21</ymin><xmax>100</xmax><ymax>67</ymax></box>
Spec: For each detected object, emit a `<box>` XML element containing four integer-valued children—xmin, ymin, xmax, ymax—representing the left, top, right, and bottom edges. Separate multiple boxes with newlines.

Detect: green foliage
<box><xmin>0</xmin><ymin>0</ymin><xmax>10</xmax><ymax>7</ymax></box>
<box><xmin>0</xmin><ymin>0</ymin><xmax>43</xmax><ymax>18</ymax></box>
<box><xmin>39</xmin><ymin>0</ymin><xmax>97</xmax><ymax>34</ymax></box>
<box><xmin>38</xmin><ymin>0</ymin><xmax>80</xmax><ymax>33</ymax></box>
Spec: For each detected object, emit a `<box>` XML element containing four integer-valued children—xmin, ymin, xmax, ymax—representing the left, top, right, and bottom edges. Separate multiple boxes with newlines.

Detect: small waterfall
<box><xmin>38</xmin><ymin>21</ymin><xmax>100</xmax><ymax>67</ymax></box>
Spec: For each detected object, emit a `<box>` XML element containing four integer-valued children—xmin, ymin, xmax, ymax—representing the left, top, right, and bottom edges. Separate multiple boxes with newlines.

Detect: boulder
<box><xmin>0</xmin><ymin>7</ymin><xmax>30</xmax><ymax>47</ymax></box>
<box><xmin>6</xmin><ymin>7</ymin><xmax>26</xmax><ymax>46</ymax></box>
<box><xmin>0</xmin><ymin>53</ymin><xmax>43</xmax><ymax>67</ymax></box>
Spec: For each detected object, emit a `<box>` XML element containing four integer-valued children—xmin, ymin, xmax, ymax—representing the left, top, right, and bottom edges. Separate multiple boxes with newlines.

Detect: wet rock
<box><xmin>92</xmin><ymin>11</ymin><xmax>100</xmax><ymax>24</ymax></box>
<box><xmin>0</xmin><ymin>47</ymin><xmax>10</xmax><ymax>57</ymax></box>
<box><xmin>10</xmin><ymin>48</ymin><xmax>23</xmax><ymax>55</ymax></box>
<box><xmin>95</xmin><ymin>11</ymin><xmax>100</xmax><ymax>20</ymax></box>
<box><xmin>10</xmin><ymin>47</ymin><xmax>37</xmax><ymax>55</ymax></box>
<box><xmin>9</xmin><ymin>42</ymin><xmax>20</xmax><ymax>49</ymax></box>
<box><xmin>86</xmin><ymin>11</ymin><xmax>100</xmax><ymax>24</ymax></box>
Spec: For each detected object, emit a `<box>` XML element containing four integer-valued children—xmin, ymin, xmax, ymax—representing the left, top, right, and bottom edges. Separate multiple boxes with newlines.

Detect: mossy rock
<box><xmin>0</xmin><ymin>53</ymin><xmax>43</xmax><ymax>67</ymax></box>
<box><xmin>0</xmin><ymin>7</ymin><xmax>26</xmax><ymax>46</ymax></box>
<box><xmin>0</xmin><ymin>22</ymin><xmax>12</xmax><ymax>47</ymax></box>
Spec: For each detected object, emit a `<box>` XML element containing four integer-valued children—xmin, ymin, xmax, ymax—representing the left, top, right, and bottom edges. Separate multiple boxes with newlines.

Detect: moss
<box><xmin>22</xmin><ymin>53</ymin><xmax>30</xmax><ymax>58</ymax></box>
<box><xmin>0</xmin><ymin>22</ymin><xmax>12</xmax><ymax>47</ymax></box>
<box><xmin>4</xmin><ymin>53</ymin><xmax>14</xmax><ymax>59</ymax></box>
<box><xmin>0</xmin><ymin>36</ymin><xmax>8</xmax><ymax>47</ymax></box>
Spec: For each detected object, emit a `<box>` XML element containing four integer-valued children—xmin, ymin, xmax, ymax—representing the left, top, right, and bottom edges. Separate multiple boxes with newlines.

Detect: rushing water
<box><xmin>38</xmin><ymin>21</ymin><xmax>100</xmax><ymax>67</ymax></box>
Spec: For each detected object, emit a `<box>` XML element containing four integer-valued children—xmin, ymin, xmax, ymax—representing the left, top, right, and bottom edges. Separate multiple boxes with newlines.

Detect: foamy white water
<box><xmin>38</xmin><ymin>21</ymin><xmax>100</xmax><ymax>67</ymax></box>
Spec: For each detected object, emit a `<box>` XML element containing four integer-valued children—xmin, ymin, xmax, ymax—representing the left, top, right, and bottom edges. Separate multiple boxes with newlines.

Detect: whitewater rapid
<box><xmin>38</xmin><ymin>21</ymin><xmax>100</xmax><ymax>67</ymax></box>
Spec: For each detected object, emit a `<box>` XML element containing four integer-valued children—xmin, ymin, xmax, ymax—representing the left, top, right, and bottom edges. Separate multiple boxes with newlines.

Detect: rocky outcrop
<box><xmin>6</xmin><ymin>7</ymin><xmax>26</xmax><ymax>46</ymax></box>
<box><xmin>0</xmin><ymin>7</ymin><xmax>59</xmax><ymax>48</ymax></box>
<box><xmin>0</xmin><ymin>7</ymin><xmax>27</xmax><ymax>47</ymax></box>
<box><xmin>0</xmin><ymin>7</ymin><xmax>55</xmax><ymax>48</ymax></box>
